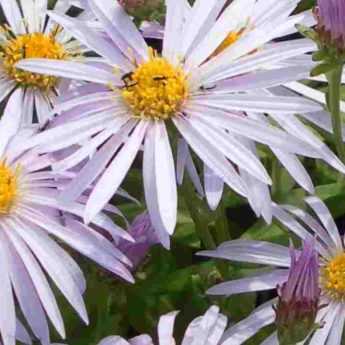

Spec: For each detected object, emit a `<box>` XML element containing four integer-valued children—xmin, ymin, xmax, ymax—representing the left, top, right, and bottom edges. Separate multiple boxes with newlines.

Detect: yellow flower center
<box><xmin>213</xmin><ymin>31</ymin><xmax>242</xmax><ymax>56</ymax></box>
<box><xmin>2</xmin><ymin>31</ymin><xmax>69</xmax><ymax>90</ymax></box>
<box><xmin>120</xmin><ymin>50</ymin><xmax>189</xmax><ymax>120</ymax></box>
<box><xmin>322</xmin><ymin>253</ymin><xmax>345</xmax><ymax>301</ymax></box>
<box><xmin>0</xmin><ymin>162</ymin><xmax>19</xmax><ymax>215</ymax></box>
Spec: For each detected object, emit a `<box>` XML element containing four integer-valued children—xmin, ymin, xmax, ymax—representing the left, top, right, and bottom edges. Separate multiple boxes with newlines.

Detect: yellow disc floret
<box><xmin>120</xmin><ymin>49</ymin><xmax>188</xmax><ymax>120</ymax></box>
<box><xmin>322</xmin><ymin>253</ymin><xmax>345</xmax><ymax>301</ymax></box>
<box><xmin>0</xmin><ymin>162</ymin><xmax>19</xmax><ymax>215</ymax></box>
<box><xmin>2</xmin><ymin>31</ymin><xmax>69</xmax><ymax>90</ymax></box>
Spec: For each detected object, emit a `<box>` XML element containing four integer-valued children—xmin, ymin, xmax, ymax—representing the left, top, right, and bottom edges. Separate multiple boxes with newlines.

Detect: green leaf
<box><xmin>311</xmin><ymin>63</ymin><xmax>340</xmax><ymax>77</ymax></box>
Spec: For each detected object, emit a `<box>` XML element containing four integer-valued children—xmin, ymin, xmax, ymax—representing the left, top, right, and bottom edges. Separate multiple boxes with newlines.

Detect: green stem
<box><xmin>182</xmin><ymin>178</ymin><xmax>216</xmax><ymax>249</ymax></box>
<box><xmin>214</xmin><ymin>201</ymin><xmax>231</xmax><ymax>244</ymax></box>
<box><xmin>272</xmin><ymin>158</ymin><xmax>282</xmax><ymax>201</ymax></box>
<box><xmin>326</xmin><ymin>65</ymin><xmax>345</xmax><ymax>164</ymax></box>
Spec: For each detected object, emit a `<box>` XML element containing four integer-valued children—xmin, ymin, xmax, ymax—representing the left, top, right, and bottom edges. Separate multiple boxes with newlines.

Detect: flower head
<box><xmin>17</xmin><ymin>0</ymin><xmax>333</xmax><ymax>246</ymax></box>
<box><xmin>0</xmin><ymin>91</ymin><xmax>133</xmax><ymax>345</ymax></box>
<box><xmin>200</xmin><ymin>196</ymin><xmax>345</xmax><ymax>345</ymax></box>
<box><xmin>0</xmin><ymin>0</ymin><xmax>84</xmax><ymax>124</ymax></box>
<box><xmin>275</xmin><ymin>240</ymin><xmax>321</xmax><ymax>345</ymax></box>
<box><xmin>97</xmin><ymin>305</ymin><xmax>227</xmax><ymax>345</ymax></box>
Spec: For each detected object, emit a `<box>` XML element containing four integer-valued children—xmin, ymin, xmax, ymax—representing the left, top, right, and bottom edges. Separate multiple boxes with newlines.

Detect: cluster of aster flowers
<box><xmin>0</xmin><ymin>0</ymin><xmax>345</xmax><ymax>344</ymax></box>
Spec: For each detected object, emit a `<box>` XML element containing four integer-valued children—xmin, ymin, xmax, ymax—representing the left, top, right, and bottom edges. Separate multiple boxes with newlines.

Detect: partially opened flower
<box><xmin>275</xmin><ymin>240</ymin><xmax>321</xmax><ymax>345</ymax></box>
<box><xmin>17</xmin><ymin>0</ymin><xmax>328</xmax><ymax>246</ymax></box>
<box><xmin>0</xmin><ymin>0</ymin><xmax>86</xmax><ymax>125</ymax></box>
<box><xmin>200</xmin><ymin>196</ymin><xmax>345</xmax><ymax>345</ymax></box>
<box><xmin>97</xmin><ymin>305</ymin><xmax>227</xmax><ymax>345</ymax></box>
<box><xmin>0</xmin><ymin>90</ymin><xmax>134</xmax><ymax>345</ymax></box>
<box><xmin>315</xmin><ymin>0</ymin><xmax>345</xmax><ymax>54</ymax></box>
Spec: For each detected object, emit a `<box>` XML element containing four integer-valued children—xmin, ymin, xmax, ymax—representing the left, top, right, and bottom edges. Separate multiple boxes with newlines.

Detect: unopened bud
<box><xmin>315</xmin><ymin>0</ymin><xmax>345</xmax><ymax>56</ymax></box>
<box><xmin>275</xmin><ymin>239</ymin><xmax>321</xmax><ymax>345</ymax></box>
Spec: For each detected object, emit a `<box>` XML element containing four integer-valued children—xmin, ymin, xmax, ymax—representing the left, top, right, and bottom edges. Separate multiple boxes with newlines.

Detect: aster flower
<box><xmin>0</xmin><ymin>90</ymin><xmax>134</xmax><ymax>345</ymax></box>
<box><xmin>0</xmin><ymin>0</ymin><xmax>87</xmax><ymax>125</ymax></box>
<box><xmin>199</xmin><ymin>196</ymin><xmax>345</xmax><ymax>345</ymax></box>
<box><xmin>97</xmin><ymin>305</ymin><xmax>227</xmax><ymax>345</ymax></box>
<box><xmin>17</xmin><ymin>0</ymin><xmax>329</xmax><ymax>246</ymax></box>
<box><xmin>275</xmin><ymin>240</ymin><xmax>321</xmax><ymax>345</ymax></box>
<box><xmin>118</xmin><ymin>212</ymin><xmax>159</xmax><ymax>269</ymax></box>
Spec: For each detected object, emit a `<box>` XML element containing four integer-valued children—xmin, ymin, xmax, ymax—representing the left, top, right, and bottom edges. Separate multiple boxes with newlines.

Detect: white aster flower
<box><xmin>97</xmin><ymin>305</ymin><xmax>227</xmax><ymax>345</ymax></box>
<box><xmin>200</xmin><ymin>196</ymin><xmax>345</xmax><ymax>345</ymax></box>
<box><xmin>17</xmin><ymin>0</ymin><xmax>331</xmax><ymax>247</ymax></box>
<box><xmin>0</xmin><ymin>0</ymin><xmax>87</xmax><ymax>125</ymax></box>
<box><xmin>0</xmin><ymin>90</ymin><xmax>134</xmax><ymax>345</ymax></box>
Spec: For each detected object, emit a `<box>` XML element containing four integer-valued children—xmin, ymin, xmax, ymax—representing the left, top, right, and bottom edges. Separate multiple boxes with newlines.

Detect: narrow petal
<box><xmin>0</xmin><ymin>0</ymin><xmax>24</xmax><ymax>34</ymax></box>
<box><xmin>17</xmin><ymin>59</ymin><xmax>116</xmax><ymax>84</ymax></box>
<box><xmin>85</xmin><ymin>121</ymin><xmax>148</xmax><ymax>224</ymax></box>
<box><xmin>0</xmin><ymin>89</ymin><xmax>23</xmax><ymax>156</ymax></box>
<box><xmin>158</xmin><ymin>312</ymin><xmax>179</xmax><ymax>345</ymax></box>
<box><xmin>198</xmin><ymin>239</ymin><xmax>291</xmax><ymax>267</ymax></box>
<box><xmin>207</xmin><ymin>270</ymin><xmax>288</xmax><ymax>296</ymax></box>
<box><xmin>152</xmin><ymin>121</ymin><xmax>177</xmax><ymax>235</ymax></box>
<box><xmin>0</xmin><ymin>232</ymin><xmax>16</xmax><ymax>345</ymax></box>
<box><xmin>221</xmin><ymin>300</ymin><xmax>276</xmax><ymax>345</ymax></box>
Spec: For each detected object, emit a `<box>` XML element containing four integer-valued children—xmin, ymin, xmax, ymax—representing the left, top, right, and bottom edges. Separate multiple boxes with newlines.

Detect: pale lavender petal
<box><xmin>221</xmin><ymin>300</ymin><xmax>276</xmax><ymax>345</ymax></box>
<box><xmin>85</xmin><ymin>121</ymin><xmax>148</xmax><ymax>224</ymax></box>
<box><xmin>207</xmin><ymin>270</ymin><xmax>288</xmax><ymax>296</ymax></box>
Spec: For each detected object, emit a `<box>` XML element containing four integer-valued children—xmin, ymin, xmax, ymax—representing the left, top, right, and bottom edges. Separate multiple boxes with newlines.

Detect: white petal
<box><xmin>221</xmin><ymin>300</ymin><xmax>276</xmax><ymax>345</ymax></box>
<box><xmin>14</xmin><ymin>222</ymin><xmax>88</xmax><ymax>324</ymax></box>
<box><xmin>163</xmin><ymin>0</ymin><xmax>188</xmax><ymax>64</ymax></box>
<box><xmin>0</xmin><ymin>89</ymin><xmax>23</xmax><ymax>157</ymax></box>
<box><xmin>59</xmin><ymin>122</ymin><xmax>136</xmax><ymax>202</ymax></box>
<box><xmin>272</xmin><ymin>149</ymin><xmax>314</xmax><ymax>193</ymax></box>
<box><xmin>47</xmin><ymin>11</ymin><xmax>132</xmax><ymax>69</ymax></box>
<box><xmin>207</xmin><ymin>270</ymin><xmax>288</xmax><ymax>296</ymax></box>
<box><xmin>199</xmin><ymin>239</ymin><xmax>291</xmax><ymax>267</ymax></box>
<box><xmin>85</xmin><ymin>121</ymin><xmax>148</xmax><ymax>224</ymax></box>
<box><xmin>152</xmin><ymin>121</ymin><xmax>177</xmax><ymax>235</ymax></box>
<box><xmin>173</xmin><ymin>116</ymin><xmax>247</xmax><ymax>197</ymax></box>
<box><xmin>204</xmin><ymin>165</ymin><xmax>223</xmax><ymax>211</ymax></box>
<box><xmin>0</xmin><ymin>0</ymin><xmax>24</xmax><ymax>34</ymax></box>
<box><xmin>88</xmin><ymin>0</ymin><xmax>148</xmax><ymax>61</ymax></box>
<box><xmin>186</xmin><ymin>0</ymin><xmax>255</xmax><ymax>69</ymax></box>
<box><xmin>180</xmin><ymin>0</ymin><xmax>227</xmax><ymax>58</ymax></box>
<box><xmin>305</xmin><ymin>196</ymin><xmax>343</xmax><ymax>251</ymax></box>
<box><xmin>143</xmin><ymin>122</ymin><xmax>171</xmax><ymax>248</ymax></box>
<box><xmin>17</xmin><ymin>59</ymin><xmax>116</xmax><ymax>84</ymax></box>
<box><xmin>309</xmin><ymin>302</ymin><xmax>341</xmax><ymax>345</ymax></box>
<box><xmin>5</xmin><ymin>227</ymin><xmax>65</xmax><ymax>338</ymax></box>
<box><xmin>158</xmin><ymin>312</ymin><xmax>179</xmax><ymax>345</ymax></box>
<box><xmin>0</xmin><ymin>232</ymin><xmax>16</xmax><ymax>345</ymax></box>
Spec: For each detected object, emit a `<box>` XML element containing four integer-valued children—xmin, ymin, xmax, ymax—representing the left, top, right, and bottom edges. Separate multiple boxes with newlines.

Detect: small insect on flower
<box><xmin>16</xmin><ymin>0</ymin><xmax>334</xmax><ymax>246</ymax></box>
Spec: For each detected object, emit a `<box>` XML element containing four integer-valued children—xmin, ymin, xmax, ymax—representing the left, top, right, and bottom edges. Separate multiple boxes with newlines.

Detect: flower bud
<box><xmin>315</xmin><ymin>0</ymin><xmax>345</xmax><ymax>55</ymax></box>
<box><xmin>118</xmin><ymin>212</ymin><xmax>159</xmax><ymax>270</ymax></box>
<box><xmin>275</xmin><ymin>239</ymin><xmax>321</xmax><ymax>345</ymax></box>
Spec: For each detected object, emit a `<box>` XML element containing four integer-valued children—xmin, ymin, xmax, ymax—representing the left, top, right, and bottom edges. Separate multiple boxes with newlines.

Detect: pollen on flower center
<box><xmin>2</xmin><ymin>31</ymin><xmax>68</xmax><ymax>90</ymax></box>
<box><xmin>322</xmin><ymin>253</ymin><xmax>345</xmax><ymax>301</ymax></box>
<box><xmin>120</xmin><ymin>50</ymin><xmax>188</xmax><ymax>120</ymax></box>
<box><xmin>0</xmin><ymin>162</ymin><xmax>19</xmax><ymax>215</ymax></box>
